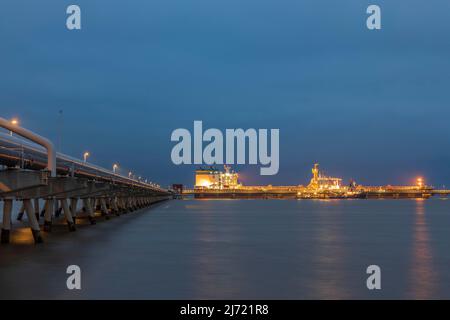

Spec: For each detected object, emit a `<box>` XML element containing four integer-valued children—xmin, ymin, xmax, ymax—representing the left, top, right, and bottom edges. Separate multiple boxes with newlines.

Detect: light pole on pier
<box><xmin>9</xmin><ymin>118</ymin><xmax>19</xmax><ymax>136</ymax></box>
<box><xmin>113</xmin><ymin>164</ymin><xmax>119</xmax><ymax>174</ymax></box>
<box><xmin>83</xmin><ymin>152</ymin><xmax>90</xmax><ymax>163</ymax></box>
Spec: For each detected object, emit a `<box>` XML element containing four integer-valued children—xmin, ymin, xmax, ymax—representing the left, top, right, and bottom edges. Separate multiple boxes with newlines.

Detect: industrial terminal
<box><xmin>180</xmin><ymin>164</ymin><xmax>450</xmax><ymax>199</ymax></box>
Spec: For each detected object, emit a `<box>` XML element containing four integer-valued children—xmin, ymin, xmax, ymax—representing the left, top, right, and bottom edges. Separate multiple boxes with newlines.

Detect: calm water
<box><xmin>1</xmin><ymin>198</ymin><xmax>450</xmax><ymax>299</ymax></box>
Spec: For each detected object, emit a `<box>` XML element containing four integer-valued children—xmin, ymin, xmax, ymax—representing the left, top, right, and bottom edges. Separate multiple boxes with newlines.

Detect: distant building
<box><xmin>195</xmin><ymin>165</ymin><xmax>240</xmax><ymax>189</ymax></box>
<box><xmin>308</xmin><ymin>163</ymin><xmax>342</xmax><ymax>190</ymax></box>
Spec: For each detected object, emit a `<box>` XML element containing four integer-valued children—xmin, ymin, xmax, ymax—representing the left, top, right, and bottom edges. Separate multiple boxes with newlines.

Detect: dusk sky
<box><xmin>1</xmin><ymin>0</ymin><xmax>450</xmax><ymax>187</ymax></box>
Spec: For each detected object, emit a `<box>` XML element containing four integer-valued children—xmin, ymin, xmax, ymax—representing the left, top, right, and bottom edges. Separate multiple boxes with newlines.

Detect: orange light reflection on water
<box><xmin>410</xmin><ymin>199</ymin><xmax>437</xmax><ymax>299</ymax></box>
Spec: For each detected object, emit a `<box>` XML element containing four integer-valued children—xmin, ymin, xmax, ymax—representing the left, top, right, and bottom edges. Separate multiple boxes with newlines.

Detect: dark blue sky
<box><xmin>2</xmin><ymin>0</ymin><xmax>450</xmax><ymax>187</ymax></box>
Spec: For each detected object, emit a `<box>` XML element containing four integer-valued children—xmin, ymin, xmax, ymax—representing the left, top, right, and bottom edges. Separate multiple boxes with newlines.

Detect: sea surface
<box><xmin>0</xmin><ymin>198</ymin><xmax>450</xmax><ymax>299</ymax></box>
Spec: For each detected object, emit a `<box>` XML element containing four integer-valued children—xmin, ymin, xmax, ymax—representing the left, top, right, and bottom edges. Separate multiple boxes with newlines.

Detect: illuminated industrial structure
<box><xmin>186</xmin><ymin>163</ymin><xmax>445</xmax><ymax>199</ymax></box>
<box><xmin>307</xmin><ymin>163</ymin><xmax>342</xmax><ymax>190</ymax></box>
<box><xmin>195</xmin><ymin>165</ymin><xmax>240</xmax><ymax>189</ymax></box>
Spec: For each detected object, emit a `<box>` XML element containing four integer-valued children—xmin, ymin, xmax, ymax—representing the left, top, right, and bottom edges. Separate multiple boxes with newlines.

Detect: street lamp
<box><xmin>9</xmin><ymin>118</ymin><xmax>18</xmax><ymax>136</ymax></box>
<box><xmin>83</xmin><ymin>152</ymin><xmax>90</xmax><ymax>163</ymax></box>
<box><xmin>128</xmin><ymin>171</ymin><xmax>132</xmax><ymax>178</ymax></box>
<box><xmin>113</xmin><ymin>163</ymin><xmax>119</xmax><ymax>174</ymax></box>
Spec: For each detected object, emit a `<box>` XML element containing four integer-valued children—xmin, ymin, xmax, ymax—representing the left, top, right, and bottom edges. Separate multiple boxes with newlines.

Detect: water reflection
<box><xmin>410</xmin><ymin>199</ymin><xmax>436</xmax><ymax>299</ymax></box>
<box><xmin>2</xmin><ymin>199</ymin><xmax>449</xmax><ymax>299</ymax></box>
<box><xmin>190</xmin><ymin>201</ymin><xmax>242</xmax><ymax>299</ymax></box>
<box><xmin>311</xmin><ymin>204</ymin><xmax>349</xmax><ymax>299</ymax></box>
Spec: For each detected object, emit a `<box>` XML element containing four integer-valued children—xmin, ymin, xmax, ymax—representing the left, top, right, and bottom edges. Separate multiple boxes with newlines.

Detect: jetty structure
<box><xmin>0</xmin><ymin>117</ymin><xmax>171</xmax><ymax>244</ymax></box>
<box><xmin>183</xmin><ymin>164</ymin><xmax>450</xmax><ymax>199</ymax></box>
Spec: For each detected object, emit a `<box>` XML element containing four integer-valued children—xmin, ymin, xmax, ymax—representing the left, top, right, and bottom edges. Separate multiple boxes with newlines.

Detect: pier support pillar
<box><xmin>1</xmin><ymin>199</ymin><xmax>13</xmax><ymax>244</ymax></box>
<box><xmin>34</xmin><ymin>198</ymin><xmax>40</xmax><ymax>221</ymax></box>
<box><xmin>61</xmin><ymin>199</ymin><xmax>76</xmax><ymax>232</ymax></box>
<box><xmin>83</xmin><ymin>198</ymin><xmax>96</xmax><ymax>225</ymax></box>
<box><xmin>106</xmin><ymin>198</ymin><xmax>113</xmax><ymax>214</ymax></box>
<box><xmin>116</xmin><ymin>197</ymin><xmax>122</xmax><ymax>213</ymax></box>
<box><xmin>55</xmin><ymin>200</ymin><xmax>62</xmax><ymax>218</ymax></box>
<box><xmin>70</xmin><ymin>198</ymin><xmax>78</xmax><ymax>224</ymax></box>
<box><xmin>119</xmin><ymin>198</ymin><xmax>127</xmax><ymax>213</ymax></box>
<box><xmin>127</xmin><ymin>197</ymin><xmax>133</xmax><ymax>212</ymax></box>
<box><xmin>23</xmin><ymin>199</ymin><xmax>43</xmax><ymax>243</ymax></box>
<box><xmin>95</xmin><ymin>198</ymin><xmax>101</xmax><ymax>212</ymax></box>
<box><xmin>16</xmin><ymin>203</ymin><xmax>25</xmax><ymax>221</ymax></box>
<box><xmin>123</xmin><ymin>198</ymin><xmax>128</xmax><ymax>212</ymax></box>
<box><xmin>112</xmin><ymin>197</ymin><xmax>120</xmax><ymax>216</ymax></box>
<box><xmin>40</xmin><ymin>200</ymin><xmax>46</xmax><ymax>217</ymax></box>
<box><xmin>100</xmin><ymin>198</ymin><xmax>109</xmax><ymax>219</ymax></box>
<box><xmin>43</xmin><ymin>199</ymin><xmax>53</xmax><ymax>232</ymax></box>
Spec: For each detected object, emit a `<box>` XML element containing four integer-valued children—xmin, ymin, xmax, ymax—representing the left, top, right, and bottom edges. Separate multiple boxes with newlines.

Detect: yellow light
<box><xmin>198</xmin><ymin>179</ymin><xmax>211</xmax><ymax>188</ymax></box>
<box><xmin>11</xmin><ymin>118</ymin><xmax>19</xmax><ymax>125</ymax></box>
<box><xmin>417</xmin><ymin>177</ymin><xmax>424</xmax><ymax>187</ymax></box>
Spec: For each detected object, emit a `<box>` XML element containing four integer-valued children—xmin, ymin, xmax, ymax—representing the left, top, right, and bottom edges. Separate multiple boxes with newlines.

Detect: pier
<box><xmin>0</xmin><ymin>117</ymin><xmax>171</xmax><ymax>244</ymax></box>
